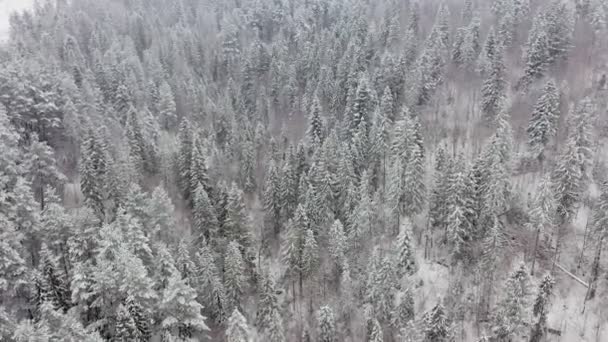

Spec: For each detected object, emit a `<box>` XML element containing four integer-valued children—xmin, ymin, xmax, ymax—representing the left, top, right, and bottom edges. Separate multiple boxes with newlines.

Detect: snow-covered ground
<box><xmin>0</xmin><ymin>0</ymin><xmax>34</xmax><ymax>42</ymax></box>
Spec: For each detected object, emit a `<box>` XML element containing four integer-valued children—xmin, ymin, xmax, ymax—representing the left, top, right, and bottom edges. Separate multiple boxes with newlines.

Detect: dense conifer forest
<box><xmin>0</xmin><ymin>0</ymin><xmax>608</xmax><ymax>341</ymax></box>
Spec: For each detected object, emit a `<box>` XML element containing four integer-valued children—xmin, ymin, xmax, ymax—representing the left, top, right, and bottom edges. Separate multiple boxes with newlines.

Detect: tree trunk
<box><xmin>531</xmin><ymin>227</ymin><xmax>541</xmax><ymax>275</ymax></box>
<box><xmin>586</xmin><ymin>236</ymin><xmax>604</xmax><ymax>301</ymax></box>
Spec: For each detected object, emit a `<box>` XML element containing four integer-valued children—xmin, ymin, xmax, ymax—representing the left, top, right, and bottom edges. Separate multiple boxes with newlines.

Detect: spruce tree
<box><xmin>115</xmin><ymin>304</ymin><xmax>141</xmax><ymax>341</ymax></box>
<box><xmin>177</xmin><ymin>119</ymin><xmax>194</xmax><ymax>202</ymax></box>
<box><xmin>190</xmin><ymin>136</ymin><xmax>212</xmax><ymax>206</ymax></box>
<box><xmin>317</xmin><ymin>306</ymin><xmax>337</xmax><ymax>342</ymax></box>
<box><xmin>159</xmin><ymin>274</ymin><xmax>209</xmax><ymax>339</ymax></box>
<box><xmin>193</xmin><ymin>183</ymin><xmax>219</xmax><ymax>245</ymax></box>
<box><xmin>307</xmin><ymin>95</ymin><xmax>325</xmax><ymax>148</ymax></box>
<box><xmin>423</xmin><ymin>300</ymin><xmax>451</xmax><ymax>342</ymax></box>
<box><xmin>195</xmin><ymin>242</ymin><xmax>226</xmax><ymax>323</ymax></box>
<box><xmin>527</xmin><ymin>80</ymin><xmax>560</xmax><ymax>161</ymax></box>
<box><xmin>481</xmin><ymin>42</ymin><xmax>506</xmax><ymax>121</ymax></box>
<box><xmin>395</xmin><ymin>219</ymin><xmax>417</xmax><ymax>278</ymax></box>
<box><xmin>158</xmin><ymin>81</ymin><xmax>177</xmax><ymax>130</ymax></box>
<box><xmin>226</xmin><ymin>308</ymin><xmax>251</xmax><ymax>342</ymax></box>
<box><xmin>529</xmin><ymin>274</ymin><xmax>555</xmax><ymax>342</ymax></box>
<box><xmin>403</xmin><ymin>142</ymin><xmax>426</xmax><ymax>216</ymax></box>
<box><xmin>263</xmin><ymin>159</ymin><xmax>283</xmax><ymax>237</ymax></box>
<box><xmin>256</xmin><ymin>273</ymin><xmax>284</xmax><ymax>342</ymax></box>
<box><xmin>224</xmin><ymin>241</ymin><xmax>246</xmax><ymax>312</ymax></box>
<box><xmin>80</xmin><ymin>127</ymin><xmax>110</xmax><ymax>219</ymax></box>
<box><xmin>491</xmin><ymin>263</ymin><xmax>533</xmax><ymax>340</ymax></box>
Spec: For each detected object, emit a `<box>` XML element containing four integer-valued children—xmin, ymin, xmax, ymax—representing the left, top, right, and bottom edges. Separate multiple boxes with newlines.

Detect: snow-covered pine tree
<box><xmin>177</xmin><ymin>119</ymin><xmax>194</xmax><ymax>202</ymax></box>
<box><xmin>263</xmin><ymin>159</ymin><xmax>283</xmax><ymax>237</ymax></box>
<box><xmin>301</xmin><ymin>229</ymin><xmax>319</xmax><ymax>283</ymax></box>
<box><xmin>529</xmin><ymin>274</ymin><xmax>555</xmax><ymax>342</ymax></box>
<box><xmin>225</xmin><ymin>183</ymin><xmax>253</xmax><ymax>250</ymax></box>
<box><xmin>80</xmin><ymin>127</ymin><xmax>110</xmax><ymax>219</ymax></box>
<box><xmin>491</xmin><ymin>263</ymin><xmax>533</xmax><ymax>340</ymax></box>
<box><xmin>552</xmin><ymin>136</ymin><xmax>583</xmax><ymax>227</ymax></box>
<box><xmin>158</xmin><ymin>81</ymin><xmax>177</xmax><ymax>130</ymax></box>
<box><xmin>256</xmin><ymin>273</ymin><xmax>284</xmax><ymax>342</ymax></box>
<box><xmin>481</xmin><ymin>41</ymin><xmax>506</xmax><ymax>122</ymax></box>
<box><xmin>395</xmin><ymin>219</ymin><xmax>417</xmax><ymax>278</ymax></box>
<box><xmin>307</xmin><ymin>95</ymin><xmax>325</xmax><ymax>148</ymax></box>
<box><xmin>194</xmin><ymin>242</ymin><xmax>226</xmax><ymax>323</ymax></box>
<box><xmin>37</xmin><ymin>243</ymin><xmax>71</xmax><ymax>312</ymax></box>
<box><xmin>423</xmin><ymin>300</ymin><xmax>452</xmax><ymax>342</ymax></box>
<box><xmin>193</xmin><ymin>183</ymin><xmax>219</xmax><ymax>245</ymax></box>
<box><xmin>226</xmin><ymin>308</ymin><xmax>251</xmax><ymax>342</ymax></box>
<box><xmin>189</xmin><ymin>136</ymin><xmax>212</xmax><ymax>206</ymax></box>
<box><xmin>317</xmin><ymin>305</ymin><xmax>337</xmax><ymax>342</ymax></box>
<box><xmin>115</xmin><ymin>303</ymin><xmax>140</xmax><ymax>341</ymax></box>
<box><xmin>350</xmin><ymin>171</ymin><xmax>373</xmax><ymax>250</ymax></box>
<box><xmin>367</xmin><ymin>317</ymin><xmax>383</xmax><ymax>342</ymax></box>
<box><xmin>392</xmin><ymin>288</ymin><xmax>415</xmax><ymax>331</ymax></box>
<box><xmin>527</xmin><ymin>79</ymin><xmax>560</xmax><ymax>161</ymax></box>
<box><xmin>519</xmin><ymin>15</ymin><xmax>550</xmax><ymax>91</ymax></box>
<box><xmin>328</xmin><ymin>219</ymin><xmax>348</xmax><ymax>272</ymax></box>
<box><xmin>403</xmin><ymin>142</ymin><xmax>426</xmax><ymax>216</ymax></box>
<box><xmin>528</xmin><ymin>174</ymin><xmax>556</xmax><ymax>274</ymax></box>
<box><xmin>224</xmin><ymin>241</ymin><xmax>246</xmax><ymax>312</ymax></box>
<box><xmin>159</xmin><ymin>273</ymin><xmax>209</xmax><ymax>339</ymax></box>
<box><xmin>477</xmin><ymin>27</ymin><xmax>499</xmax><ymax>75</ymax></box>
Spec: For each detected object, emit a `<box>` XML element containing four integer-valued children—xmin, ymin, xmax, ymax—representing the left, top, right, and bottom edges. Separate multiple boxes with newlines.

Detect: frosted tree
<box><xmin>158</xmin><ymin>81</ymin><xmax>177</xmax><ymax>130</ymax></box>
<box><xmin>256</xmin><ymin>273</ymin><xmax>284</xmax><ymax>342</ymax></box>
<box><xmin>371</xmin><ymin>254</ymin><xmax>399</xmax><ymax>324</ymax></box>
<box><xmin>413</xmin><ymin>36</ymin><xmax>445</xmax><ymax>106</ymax></box>
<box><xmin>317</xmin><ymin>306</ymin><xmax>337</xmax><ymax>342</ymax></box>
<box><xmin>529</xmin><ymin>274</ymin><xmax>555</xmax><ymax>342</ymax></box>
<box><xmin>226</xmin><ymin>308</ymin><xmax>251</xmax><ymax>342</ymax></box>
<box><xmin>145</xmin><ymin>185</ymin><xmax>177</xmax><ymax>241</ymax></box>
<box><xmin>367</xmin><ymin>318</ymin><xmax>383</xmax><ymax>342</ymax></box>
<box><xmin>126</xmin><ymin>295</ymin><xmax>152</xmax><ymax>341</ymax></box>
<box><xmin>491</xmin><ymin>263</ymin><xmax>533</xmax><ymax>341</ymax></box>
<box><xmin>588</xmin><ymin>180</ymin><xmax>608</xmax><ymax>299</ymax></box>
<box><xmin>159</xmin><ymin>273</ymin><xmax>209</xmax><ymax>339</ymax></box>
<box><xmin>477</xmin><ymin>27</ymin><xmax>499</xmax><ymax>75</ymax></box>
<box><xmin>481</xmin><ymin>42</ymin><xmax>506</xmax><ymax>121</ymax></box>
<box><xmin>224</xmin><ymin>241</ymin><xmax>246</xmax><ymax>312</ymax></box>
<box><xmin>350</xmin><ymin>171</ymin><xmax>373</xmax><ymax>250</ymax></box>
<box><xmin>240</xmin><ymin>138</ymin><xmax>257</xmax><ymax>193</ymax></box>
<box><xmin>395</xmin><ymin>219</ymin><xmax>417</xmax><ymax>278</ymax></box>
<box><xmin>392</xmin><ymin>289</ymin><xmax>415</xmax><ymax>331</ymax></box>
<box><xmin>403</xmin><ymin>143</ymin><xmax>426</xmax><ymax>216</ymax></box>
<box><xmin>225</xmin><ymin>183</ymin><xmax>253</xmax><ymax>250</ymax></box>
<box><xmin>301</xmin><ymin>229</ymin><xmax>319</xmax><ymax>283</ymax></box>
<box><xmin>423</xmin><ymin>300</ymin><xmax>451</xmax><ymax>342</ymax></box>
<box><xmin>190</xmin><ymin>137</ymin><xmax>212</xmax><ymax>206</ymax></box>
<box><xmin>194</xmin><ymin>242</ymin><xmax>226</xmax><ymax>323</ymax></box>
<box><xmin>552</xmin><ymin>136</ymin><xmax>584</xmax><ymax>227</ymax></box>
<box><xmin>328</xmin><ymin>219</ymin><xmax>348</xmax><ymax>273</ymax></box>
<box><xmin>307</xmin><ymin>95</ymin><xmax>325</xmax><ymax>148</ymax></box>
<box><xmin>527</xmin><ymin>80</ymin><xmax>560</xmax><ymax>161</ymax></box>
<box><xmin>528</xmin><ymin>175</ymin><xmax>556</xmax><ymax>274</ymax></box>
<box><xmin>80</xmin><ymin>127</ymin><xmax>110</xmax><ymax>219</ymax></box>
<box><xmin>37</xmin><ymin>243</ymin><xmax>71</xmax><ymax>311</ymax></box>
<box><xmin>519</xmin><ymin>16</ymin><xmax>550</xmax><ymax>90</ymax></box>
<box><xmin>193</xmin><ymin>183</ymin><xmax>219</xmax><ymax>244</ymax></box>
<box><xmin>569</xmin><ymin>97</ymin><xmax>595</xmax><ymax>185</ymax></box>
<box><xmin>115</xmin><ymin>303</ymin><xmax>140</xmax><ymax>341</ymax></box>
<box><xmin>177</xmin><ymin>119</ymin><xmax>194</xmax><ymax>201</ymax></box>
<box><xmin>13</xmin><ymin>302</ymin><xmax>103</xmax><ymax>342</ymax></box>
<box><xmin>282</xmin><ymin>204</ymin><xmax>308</xmax><ymax>297</ymax></box>
<box><xmin>23</xmin><ymin>135</ymin><xmax>65</xmax><ymax>210</ymax></box>
<box><xmin>0</xmin><ymin>215</ymin><xmax>27</xmax><ymax>310</ymax></box>
<box><xmin>175</xmin><ymin>239</ymin><xmax>196</xmax><ymax>283</ymax></box>
<box><xmin>263</xmin><ymin>159</ymin><xmax>283</xmax><ymax>237</ymax></box>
